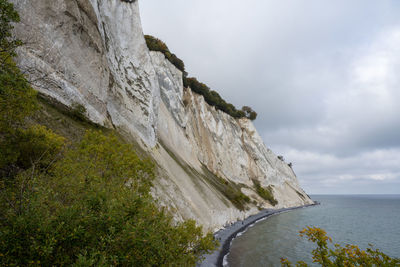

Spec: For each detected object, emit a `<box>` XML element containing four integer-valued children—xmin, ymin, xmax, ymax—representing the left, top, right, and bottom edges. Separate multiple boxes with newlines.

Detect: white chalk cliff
<box><xmin>12</xmin><ymin>0</ymin><xmax>313</xmax><ymax>232</ymax></box>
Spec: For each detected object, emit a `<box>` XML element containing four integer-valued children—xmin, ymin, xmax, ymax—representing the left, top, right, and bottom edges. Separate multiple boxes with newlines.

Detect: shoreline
<box><xmin>197</xmin><ymin>202</ymin><xmax>319</xmax><ymax>267</ymax></box>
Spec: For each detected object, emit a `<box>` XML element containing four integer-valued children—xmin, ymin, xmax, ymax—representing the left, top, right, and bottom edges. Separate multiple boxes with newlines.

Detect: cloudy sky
<box><xmin>140</xmin><ymin>0</ymin><xmax>400</xmax><ymax>194</ymax></box>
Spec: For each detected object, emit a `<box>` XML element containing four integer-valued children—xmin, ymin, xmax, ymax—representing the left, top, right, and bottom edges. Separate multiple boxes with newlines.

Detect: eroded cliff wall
<box><xmin>150</xmin><ymin>51</ymin><xmax>313</xmax><ymax>231</ymax></box>
<box><xmin>12</xmin><ymin>0</ymin><xmax>313</xmax><ymax>232</ymax></box>
<box><xmin>12</xmin><ymin>0</ymin><xmax>159</xmax><ymax>146</ymax></box>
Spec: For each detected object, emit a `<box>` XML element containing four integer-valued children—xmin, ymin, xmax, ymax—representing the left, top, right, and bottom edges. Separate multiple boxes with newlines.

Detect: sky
<box><xmin>139</xmin><ymin>0</ymin><xmax>400</xmax><ymax>194</ymax></box>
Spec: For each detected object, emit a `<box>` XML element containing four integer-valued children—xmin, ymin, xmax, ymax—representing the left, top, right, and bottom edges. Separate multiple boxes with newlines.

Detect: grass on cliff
<box><xmin>200</xmin><ymin>166</ymin><xmax>251</xmax><ymax>211</ymax></box>
<box><xmin>32</xmin><ymin>95</ymin><xmax>108</xmax><ymax>141</ymax></box>
<box><xmin>159</xmin><ymin>141</ymin><xmax>251</xmax><ymax>211</ymax></box>
<box><xmin>252</xmin><ymin>179</ymin><xmax>278</xmax><ymax>206</ymax></box>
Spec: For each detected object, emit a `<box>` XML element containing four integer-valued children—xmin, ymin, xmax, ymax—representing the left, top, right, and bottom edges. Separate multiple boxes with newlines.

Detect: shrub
<box><xmin>0</xmin><ymin>131</ymin><xmax>217</xmax><ymax>266</ymax></box>
<box><xmin>241</xmin><ymin>106</ymin><xmax>258</xmax><ymax>120</ymax></box>
<box><xmin>0</xmin><ymin>35</ymin><xmax>37</xmax><ymax>134</ymax></box>
<box><xmin>0</xmin><ymin>62</ymin><xmax>37</xmax><ymax>132</ymax></box>
<box><xmin>0</xmin><ymin>0</ymin><xmax>39</xmax><ymax>174</ymax></box>
<box><xmin>0</xmin><ymin>0</ymin><xmax>22</xmax><ymax>61</ymax></box>
<box><xmin>199</xmin><ymin>166</ymin><xmax>250</xmax><ymax>211</ymax></box>
<box><xmin>70</xmin><ymin>102</ymin><xmax>87</xmax><ymax>121</ymax></box>
<box><xmin>281</xmin><ymin>227</ymin><xmax>400</xmax><ymax>266</ymax></box>
<box><xmin>10</xmin><ymin>125</ymin><xmax>65</xmax><ymax>170</ymax></box>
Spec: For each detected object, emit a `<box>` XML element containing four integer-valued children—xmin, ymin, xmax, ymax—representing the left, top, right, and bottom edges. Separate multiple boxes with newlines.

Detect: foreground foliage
<box><xmin>0</xmin><ymin>131</ymin><xmax>217</xmax><ymax>266</ymax></box>
<box><xmin>0</xmin><ymin>0</ymin><xmax>39</xmax><ymax>176</ymax></box>
<box><xmin>0</xmin><ymin>2</ymin><xmax>217</xmax><ymax>265</ymax></box>
<box><xmin>281</xmin><ymin>226</ymin><xmax>400</xmax><ymax>267</ymax></box>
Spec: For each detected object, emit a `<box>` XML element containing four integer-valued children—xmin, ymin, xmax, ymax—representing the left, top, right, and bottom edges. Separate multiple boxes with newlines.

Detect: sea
<box><xmin>227</xmin><ymin>195</ymin><xmax>400</xmax><ymax>266</ymax></box>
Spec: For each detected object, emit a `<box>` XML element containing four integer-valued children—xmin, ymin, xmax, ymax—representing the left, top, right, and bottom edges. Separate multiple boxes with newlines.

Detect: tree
<box><xmin>249</xmin><ymin>110</ymin><xmax>257</xmax><ymax>120</ymax></box>
<box><xmin>241</xmin><ymin>106</ymin><xmax>257</xmax><ymax>120</ymax></box>
<box><xmin>281</xmin><ymin>226</ymin><xmax>400</xmax><ymax>267</ymax></box>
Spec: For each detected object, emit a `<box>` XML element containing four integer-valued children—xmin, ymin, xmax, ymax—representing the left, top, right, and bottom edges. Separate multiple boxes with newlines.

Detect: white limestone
<box><xmin>151</xmin><ymin>51</ymin><xmax>313</xmax><ymax>231</ymax></box>
<box><xmin>12</xmin><ymin>0</ymin><xmax>159</xmax><ymax>147</ymax></box>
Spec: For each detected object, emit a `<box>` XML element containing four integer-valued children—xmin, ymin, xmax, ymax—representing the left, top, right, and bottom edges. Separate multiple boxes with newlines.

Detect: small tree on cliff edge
<box><xmin>241</xmin><ymin>106</ymin><xmax>257</xmax><ymax>121</ymax></box>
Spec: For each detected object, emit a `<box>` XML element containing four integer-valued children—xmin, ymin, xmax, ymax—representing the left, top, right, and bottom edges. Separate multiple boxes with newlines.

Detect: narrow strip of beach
<box><xmin>197</xmin><ymin>203</ymin><xmax>318</xmax><ymax>267</ymax></box>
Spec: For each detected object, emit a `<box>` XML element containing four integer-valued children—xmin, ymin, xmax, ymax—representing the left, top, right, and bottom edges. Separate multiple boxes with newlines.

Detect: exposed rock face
<box><xmin>12</xmin><ymin>0</ymin><xmax>159</xmax><ymax>147</ymax></box>
<box><xmin>12</xmin><ymin>0</ymin><xmax>313</xmax><ymax>232</ymax></box>
<box><xmin>151</xmin><ymin>51</ymin><xmax>313</xmax><ymax>231</ymax></box>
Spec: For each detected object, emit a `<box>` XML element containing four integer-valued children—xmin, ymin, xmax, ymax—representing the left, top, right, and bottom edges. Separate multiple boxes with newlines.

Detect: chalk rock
<box><xmin>12</xmin><ymin>0</ymin><xmax>159</xmax><ymax>147</ymax></box>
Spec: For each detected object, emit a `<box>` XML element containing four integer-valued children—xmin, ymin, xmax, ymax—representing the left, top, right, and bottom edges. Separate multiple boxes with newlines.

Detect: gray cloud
<box><xmin>140</xmin><ymin>0</ymin><xmax>400</xmax><ymax>194</ymax></box>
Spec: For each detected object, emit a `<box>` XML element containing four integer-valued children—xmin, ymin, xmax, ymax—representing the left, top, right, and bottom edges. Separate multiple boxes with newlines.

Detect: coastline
<box><xmin>197</xmin><ymin>202</ymin><xmax>319</xmax><ymax>267</ymax></box>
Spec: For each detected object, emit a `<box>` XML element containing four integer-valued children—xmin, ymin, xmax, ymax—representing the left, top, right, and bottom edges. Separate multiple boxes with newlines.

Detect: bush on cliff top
<box><xmin>184</xmin><ymin>77</ymin><xmax>247</xmax><ymax>119</ymax></box>
<box><xmin>145</xmin><ymin>35</ymin><xmax>257</xmax><ymax>120</ymax></box>
<box><xmin>145</xmin><ymin>34</ymin><xmax>186</xmax><ymax>74</ymax></box>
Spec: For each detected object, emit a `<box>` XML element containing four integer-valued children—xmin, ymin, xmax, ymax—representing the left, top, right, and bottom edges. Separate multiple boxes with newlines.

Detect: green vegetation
<box><xmin>34</xmin><ymin>95</ymin><xmax>107</xmax><ymax>139</ymax></box>
<box><xmin>1</xmin><ymin>131</ymin><xmax>216</xmax><ymax>266</ymax></box>
<box><xmin>201</xmin><ymin>166</ymin><xmax>250</xmax><ymax>211</ymax></box>
<box><xmin>0</xmin><ymin>0</ymin><xmax>22</xmax><ymax>64</ymax></box>
<box><xmin>0</xmin><ymin>0</ymin><xmax>39</xmax><ymax>175</ymax></box>
<box><xmin>184</xmin><ymin>77</ymin><xmax>249</xmax><ymax>119</ymax></box>
<box><xmin>159</xmin><ymin>141</ymin><xmax>250</xmax><ymax>211</ymax></box>
<box><xmin>144</xmin><ymin>35</ymin><xmax>257</xmax><ymax>120</ymax></box>
<box><xmin>144</xmin><ymin>35</ymin><xmax>186</xmax><ymax>74</ymax></box>
<box><xmin>70</xmin><ymin>102</ymin><xmax>87</xmax><ymax>122</ymax></box>
<box><xmin>281</xmin><ymin>227</ymin><xmax>400</xmax><ymax>266</ymax></box>
<box><xmin>241</xmin><ymin>105</ymin><xmax>257</xmax><ymax>121</ymax></box>
<box><xmin>252</xmin><ymin>179</ymin><xmax>278</xmax><ymax>206</ymax></box>
<box><xmin>0</xmin><ymin>2</ymin><xmax>217</xmax><ymax>265</ymax></box>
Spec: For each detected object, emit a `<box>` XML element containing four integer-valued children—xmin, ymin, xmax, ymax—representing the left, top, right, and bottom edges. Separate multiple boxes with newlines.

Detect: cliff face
<box><xmin>12</xmin><ymin>0</ymin><xmax>313</xmax><ymax>232</ymax></box>
<box><xmin>12</xmin><ymin>0</ymin><xmax>159</xmax><ymax>146</ymax></box>
<box><xmin>150</xmin><ymin>52</ymin><xmax>313</xmax><ymax>231</ymax></box>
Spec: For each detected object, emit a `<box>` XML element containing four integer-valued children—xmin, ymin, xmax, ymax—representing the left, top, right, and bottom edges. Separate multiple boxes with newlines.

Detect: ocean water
<box><xmin>227</xmin><ymin>195</ymin><xmax>400</xmax><ymax>266</ymax></box>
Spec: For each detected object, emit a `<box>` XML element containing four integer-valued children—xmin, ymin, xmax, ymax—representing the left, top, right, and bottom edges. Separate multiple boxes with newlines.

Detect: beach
<box><xmin>197</xmin><ymin>203</ymin><xmax>318</xmax><ymax>267</ymax></box>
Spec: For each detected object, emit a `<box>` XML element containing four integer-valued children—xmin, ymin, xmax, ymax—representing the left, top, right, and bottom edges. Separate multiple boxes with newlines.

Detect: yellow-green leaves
<box><xmin>1</xmin><ymin>130</ymin><xmax>218</xmax><ymax>266</ymax></box>
<box><xmin>281</xmin><ymin>226</ymin><xmax>400</xmax><ymax>267</ymax></box>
